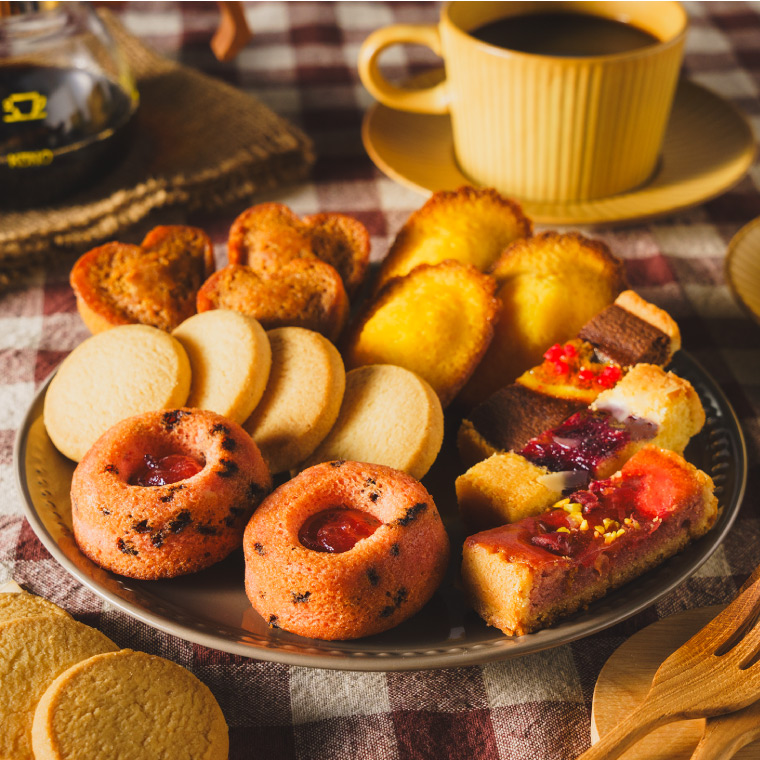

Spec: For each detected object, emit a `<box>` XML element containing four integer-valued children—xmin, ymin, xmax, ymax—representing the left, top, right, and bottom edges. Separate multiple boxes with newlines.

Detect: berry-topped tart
<box><xmin>461</xmin><ymin>446</ymin><xmax>718</xmax><ymax>636</ymax></box>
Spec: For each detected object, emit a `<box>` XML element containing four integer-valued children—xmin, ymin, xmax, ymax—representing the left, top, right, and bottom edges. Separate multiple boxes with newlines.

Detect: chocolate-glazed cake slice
<box><xmin>458</xmin><ymin>385</ymin><xmax>584</xmax><ymax>467</ymax></box>
<box><xmin>578</xmin><ymin>304</ymin><xmax>671</xmax><ymax>367</ymax></box>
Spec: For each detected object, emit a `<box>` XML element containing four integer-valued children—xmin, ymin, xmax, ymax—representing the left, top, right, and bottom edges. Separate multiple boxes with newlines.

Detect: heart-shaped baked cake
<box><xmin>227</xmin><ymin>203</ymin><xmax>369</xmax><ymax>297</ymax></box>
<box><xmin>197</xmin><ymin>260</ymin><xmax>349</xmax><ymax>341</ymax></box>
<box><xmin>70</xmin><ymin>226</ymin><xmax>215</xmax><ymax>334</ymax></box>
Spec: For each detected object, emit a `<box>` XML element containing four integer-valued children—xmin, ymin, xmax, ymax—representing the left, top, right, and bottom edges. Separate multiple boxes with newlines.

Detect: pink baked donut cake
<box><xmin>71</xmin><ymin>408</ymin><xmax>271</xmax><ymax>579</ymax></box>
<box><xmin>243</xmin><ymin>460</ymin><xmax>450</xmax><ymax>640</ymax></box>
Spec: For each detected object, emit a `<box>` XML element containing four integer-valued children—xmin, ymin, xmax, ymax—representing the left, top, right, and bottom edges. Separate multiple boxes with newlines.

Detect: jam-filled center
<box><xmin>130</xmin><ymin>453</ymin><xmax>204</xmax><ymax>487</ymax></box>
<box><xmin>299</xmin><ymin>507</ymin><xmax>382</xmax><ymax>553</ymax></box>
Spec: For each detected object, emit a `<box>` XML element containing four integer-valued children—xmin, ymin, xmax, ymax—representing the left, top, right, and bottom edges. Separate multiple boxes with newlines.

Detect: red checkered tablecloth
<box><xmin>3</xmin><ymin>3</ymin><xmax>760</xmax><ymax>758</ymax></box>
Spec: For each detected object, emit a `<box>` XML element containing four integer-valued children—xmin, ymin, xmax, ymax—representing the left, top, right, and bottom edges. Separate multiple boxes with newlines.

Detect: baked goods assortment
<box><xmin>228</xmin><ymin>203</ymin><xmax>370</xmax><ymax>297</ymax></box>
<box><xmin>172</xmin><ymin>309</ymin><xmax>272</xmax><ymax>424</ymax></box>
<box><xmin>299</xmin><ymin>364</ymin><xmax>444</xmax><ymax>480</ymax></box>
<box><xmin>36</xmin><ymin>185</ymin><xmax>718</xmax><ymax>649</ymax></box>
<box><xmin>373</xmin><ymin>185</ymin><xmax>532</xmax><ymax>292</ymax></box>
<box><xmin>243</xmin><ymin>326</ymin><xmax>346</xmax><ymax>474</ymax></box>
<box><xmin>457</xmin><ymin>289</ymin><xmax>682</xmax><ymax>466</ymax></box>
<box><xmin>461</xmin><ymin>446</ymin><xmax>718</xmax><ymax>636</ymax></box>
<box><xmin>70</xmin><ymin>225</ymin><xmax>215</xmax><ymax>334</ymax></box>
<box><xmin>243</xmin><ymin>460</ymin><xmax>449</xmax><ymax>640</ymax></box>
<box><xmin>71</xmin><ymin>408</ymin><xmax>271</xmax><ymax>579</ymax></box>
<box><xmin>44</xmin><ymin>324</ymin><xmax>192</xmax><ymax>462</ymax></box>
<box><xmin>343</xmin><ymin>260</ymin><xmax>500</xmax><ymax>407</ymax></box>
<box><xmin>32</xmin><ymin>650</ymin><xmax>228</xmax><ymax>760</ymax></box>
<box><xmin>0</xmin><ymin>585</ymin><xmax>228</xmax><ymax>760</ymax></box>
<box><xmin>458</xmin><ymin>231</ymin><xmax>628</xmax><ymax>407</ymax></box>
<box><xmin>197</xmin><ymin>257</ymin><xmax>350</xmax><ymax>340</ymax></box>
<box><xmin>457</xmin><ymin>363</ymin><xmax>705</xmax><ymax>530</ymax></box>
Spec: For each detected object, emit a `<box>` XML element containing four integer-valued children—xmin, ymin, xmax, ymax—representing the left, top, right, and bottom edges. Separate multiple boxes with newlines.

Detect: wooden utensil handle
<box><xmin>577</xmin><ymin>695</ymin><xmax>672</xmax><ymax>760</ymax></box>
<box><xmin>689</xmin><ymin>703</ymin><xmax>760</xmax><ymax>760</ymax></box>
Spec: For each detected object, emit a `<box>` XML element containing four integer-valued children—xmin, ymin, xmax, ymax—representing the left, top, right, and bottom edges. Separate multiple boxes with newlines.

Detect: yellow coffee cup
<box><xmin>358</xmin><ymin>1</ymin><xmax>688</xmax><ymax>203</ymax></box>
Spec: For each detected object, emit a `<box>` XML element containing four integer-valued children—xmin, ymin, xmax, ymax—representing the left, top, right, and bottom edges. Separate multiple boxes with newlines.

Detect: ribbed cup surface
<box><xmin>443</xmin><ymin>21</ymin><xmax>685</xmax><ymax>202</ymax></box>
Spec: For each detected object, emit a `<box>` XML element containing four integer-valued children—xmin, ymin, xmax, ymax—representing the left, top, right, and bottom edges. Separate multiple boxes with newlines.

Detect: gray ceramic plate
<box><xmin>15</xmin><ymin>352</ymin><xmax>746</xmax><ymax>671</ymax></box>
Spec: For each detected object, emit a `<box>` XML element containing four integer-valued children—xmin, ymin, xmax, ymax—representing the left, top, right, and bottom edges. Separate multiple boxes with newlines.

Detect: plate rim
<box><xmin>14</xmin><ymin>352</ymin><xmax>747</xmax><ymax>671</ymax></box>
<box><xmin>725</xmin><ymin>215</ymin><xmax>760</xmax><ymax>326</ymax></box>
<box><xmin>362</xmin><ymin>77</ymin><xmax>756</xmax><ymax>226</ymax></box>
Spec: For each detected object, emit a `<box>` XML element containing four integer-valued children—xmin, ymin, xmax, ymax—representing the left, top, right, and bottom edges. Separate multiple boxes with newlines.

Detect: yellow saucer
<box><xmin>362</xmin><ymin>76</ymin><xmax>755</xmax><ymax>225</ymax></box>
<box><xmin>726</xmin><ymin>216</ymin><xmax>760</xmax><ymax>325</ymax></box>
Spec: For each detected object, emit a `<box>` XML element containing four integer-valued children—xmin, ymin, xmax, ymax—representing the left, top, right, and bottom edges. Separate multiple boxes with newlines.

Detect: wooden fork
<box><xmin>577</xmin><ymin>565</ymin><xmax>760</xmax><ymax>760</ymax></box>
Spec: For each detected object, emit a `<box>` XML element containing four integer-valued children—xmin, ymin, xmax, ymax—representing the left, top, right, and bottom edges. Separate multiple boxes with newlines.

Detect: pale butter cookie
<box><xmin>299</xmin><ymin>364</ymin><xmax>443</xmax><ymax>480</ymax></box>
<box><xmin>173</xmin><ymin>310</ymin><xmax>272</xmax><ymax>424</ymax></box>
<box><xmin>32</xmin><ymin>649</ymin><xmax>228</xmax><ymax>760</ymax></box>
<box><xmin>243</xmin><ymin>327</ymin><xmax>345</xmax><ymax>474</ymax></box>
<box><xmin>43</xmin><ymin>324</ymin><xmax>191</xmax><ymax>462</ymax></box>
<box><xmin>0</xmin><ymin>589</ymin><xmax>70</xmax><ymax>623</ymax></box>
<box><xmin>0</xmin><ymin>614</ymin><xmax>117</xmax><ymax>760</ymax></box>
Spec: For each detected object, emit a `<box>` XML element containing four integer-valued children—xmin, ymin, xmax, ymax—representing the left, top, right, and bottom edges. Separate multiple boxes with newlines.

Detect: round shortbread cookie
<box><xmin>32</xmin><ymin>649</ymin><xmax>229</xmax><ymax>760</ymax></box>
<box><xmin>299</xmin><ymin>364</ymin><xmax>444</xmax><ymax>480</ymax></box>
<box><xmin>243</xmin><ymin>326</ymin><xmax>345</xmax><ymax>473</ymax></box>
<box><xmin>0</xmin><ymin>590</ymin><xmax>70</xmax><ymax>623</ymax></box>
<box><xmin>0</xmin><ymin>614</ymin><xmax>118</xmax><ymax>760</ymax></box>
<box><xmin>44</xmin><ymin>325</ymin><xmax>191</xmax><ymax>462</ymax></box>
<box><xmin>172</xmin><ymin>310</ymin><xmax>272</xmax><ymax>424</ymax></box>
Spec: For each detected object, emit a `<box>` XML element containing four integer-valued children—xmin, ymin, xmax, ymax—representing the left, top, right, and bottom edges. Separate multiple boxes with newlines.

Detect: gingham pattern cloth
<box><xmin>2</xmin><ymin>2</ymin><xmax>760</xmax><ymax>758</ymax></box>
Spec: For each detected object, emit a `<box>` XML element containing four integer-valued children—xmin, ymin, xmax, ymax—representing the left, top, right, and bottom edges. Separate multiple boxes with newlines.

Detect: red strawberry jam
<box><xmin>525</xmin><ymin>340</ymin><xmax>623</xmax><ymax>390</ymax></box>
<box><xmin>130</xmin><ymin>454</ymin><xmax>204</xmax><ymax>487</ymax></box>
<box><xmin>299</xmin><ymin>507</ymin><xmax>382</xmax><ymax>553</ymax></box>
<box><xmin>519</xmin><ymin>409</ymin><xmax>641</xmax><ymax>477</ymax></box>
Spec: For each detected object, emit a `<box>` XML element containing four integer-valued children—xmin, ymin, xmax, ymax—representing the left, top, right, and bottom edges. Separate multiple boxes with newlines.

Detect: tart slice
<box><xmin>462</xmin><ymin>446</ymin><xmax>718</xmax><ymax>636</ymax></box>
<box><xmin>456</xmin><ymin>363</ymin><xmax>705</xmax><ymax>530</ymax></box>
<box><xmin>458</xmin><ymin>289</ymin><xmax>682</xmax><ymax>466</ymax></box>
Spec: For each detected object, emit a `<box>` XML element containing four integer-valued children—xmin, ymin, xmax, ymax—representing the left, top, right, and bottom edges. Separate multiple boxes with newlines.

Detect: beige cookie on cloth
<box><xmin>299</xmin><ymin>364</ymin><xmax>444</xmax><ymax>480</ymax></box>
<box><xmin>0</xmin><ymin>614</ymin><xmax>118</xmax><ymax>760</ymax></box>
<box><xmin>44</xmin><ymin>324</ymin><xmax>192</xmax><ymax>462</ymax></box>
<box><xmin>32</xmin><ymin>649</ymin><xmax>229</xmax><ymax>760</ymax></box>
<box><xmin>0</xmin><ymin>587</ymin><xmax>70</xmax><ymax>623</ymax></box>
<box><xmin>243</xmin><ymin>326</ymin><xmax>345</xmax><ymax>473</ymax></box>
<box><xmin>173</xmin><ymin>309</ymin><xmax>272</xmax><ymax>424</ymax></box>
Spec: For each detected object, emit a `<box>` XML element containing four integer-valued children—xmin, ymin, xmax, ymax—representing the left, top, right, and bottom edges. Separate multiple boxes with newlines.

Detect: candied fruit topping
<box><xmin>130</xmin><ymin>454</ymin><xmax>204</xmax><ymax>487</ymax></box>
<box><xmin>299</xmin><ymin>507</ymin><xmax>382</xmax><ymax>553</ymax></box>
<box><xmin>519</xmin><ymin>409</ymin><xmax>633</xmax><ymax>476</ymax></box>
<box><xmin>526</xmin><ymin>340</ymin><xmax>623</xmax><ymax>390</ymax></box>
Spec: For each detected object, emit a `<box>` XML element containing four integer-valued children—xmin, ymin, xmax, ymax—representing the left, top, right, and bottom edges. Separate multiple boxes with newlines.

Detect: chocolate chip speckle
<box><xmin>104</xmin><ymin>463</ymin><xmax>119</xmax><ymax>475</ymax></box>
<box><xmin>160</xmin><ymin>484</ymin><xmax>185</xmax><ymax>504</ymax></box>
<box><xmin>216</xmin><ymin>459</ymin><xmax>238</xmax><ymax>478</ymax></box>
<box><xmin>196</xmin><ymin>523</ymin><xmax>218</xmax><ymax>536</ymax></box>
<box><xmin>100</xmin><ymin>507</ymin><xmax>111</xmax><ymax>516</ymax></box>
<box><xmin>247</xmin><ymin>480</ymin><xmax>267</xmax><ymax>501</ymax></box>
<box><xmin>132</xmin><ymin>520</ymin><xmax>151</xmax><ymax>534</ymax></box>
<box><xmin>396</xmin><ymin>502</ymin><xmax>427</xmax><ymax>527</ymax></box>
<box><xmin>379</xmin><ymin>587</ymin><xmax>408</xmax><ymax>618</ymax></box>
<box><xmin>151</xmin><ymin>532</ymin><xmax>165</xmax><ymax>548</ymax></box>
<box><xmin>211</xmin><ymin>423</ymin><xmax>229</xmax><ymax>436</ymax></box>
<box><xmin>330</xmin><ymin>460</ymin><xmax>345</xmax><ymax>467</ymax></box>
<box><xmin>221</xmin><ymin>437</ymin><xmax>237</xmax><ymax>452</ymax></box>
<box><xmin>369</xmin><ymin>492</ymin><xmax>379</xmax><ymax>502</ymax></box>
<box><xmin>253</xmin><ymin>542</ymin><xmax>266</xmax><ymax>556</ymax></box>
<box><xmin>390</xmin><ymin>543</ymin><xmax>400</xmax><ymax>557</ymax></box>
<box><xmin>292</xmin><ymin>591</ymin><xmax>311</xmax><ymax>604</ymax></box>
<box><xmin>162</xmin><ymin>410</ymin><xmax>189</xmax><ymax>431</ymax></box>
<box><xmin>268</xmin><ymin>615</ymin><xmax>279</xmax><ymax>628</ymax></box>
<box><xmin>367</xmin><ymin>567</ymin><xmax>380</xmax><ymax>586</ymax></box>
<box><xmin>169</xmin><ymin>510</ymin><xmax>192</xmax><ymax>534</ymax></box>
<box><xmin>116</xmin><ymin>538</ymin><xmax>139</xmax><ymax>556</ymax></box>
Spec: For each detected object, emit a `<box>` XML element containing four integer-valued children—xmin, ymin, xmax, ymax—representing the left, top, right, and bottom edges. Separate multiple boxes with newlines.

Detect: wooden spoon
<box><xmin>576</xmin><ymin>565</ymin><xmax>760</xmax><ymax>760</ymax></box>
<box><xmin>689</xmin><ymin>699</ymin><xmax>760</xmax><ymax>760</ymax></box>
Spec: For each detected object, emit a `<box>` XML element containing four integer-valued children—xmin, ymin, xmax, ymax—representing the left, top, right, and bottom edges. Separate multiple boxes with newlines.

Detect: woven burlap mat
<box><xmin>0</xmin><ymin>10</ymin><xmax>315</xmax><ymax>290</ymax></box>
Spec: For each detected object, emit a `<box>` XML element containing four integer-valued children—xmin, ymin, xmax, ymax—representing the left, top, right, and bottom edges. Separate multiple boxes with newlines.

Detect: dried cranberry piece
<box><xmin>531</xmin><ymin>531</ymin><xmax>573</xmax><ymax>556</ymax></box>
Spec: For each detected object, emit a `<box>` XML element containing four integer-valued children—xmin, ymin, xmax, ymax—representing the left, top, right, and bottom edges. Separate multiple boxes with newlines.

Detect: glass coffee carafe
<box><xmin>0</xmin><ymin>1</ymin><xmax>139</xmax><ymax>208</ymax></box>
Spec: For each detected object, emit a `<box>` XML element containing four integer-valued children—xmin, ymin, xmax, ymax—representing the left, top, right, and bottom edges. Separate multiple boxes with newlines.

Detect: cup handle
<box><xmin>358</xmin><ymin>24</ymin><xmax>448</xmax><ymax>114</ymax></box>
